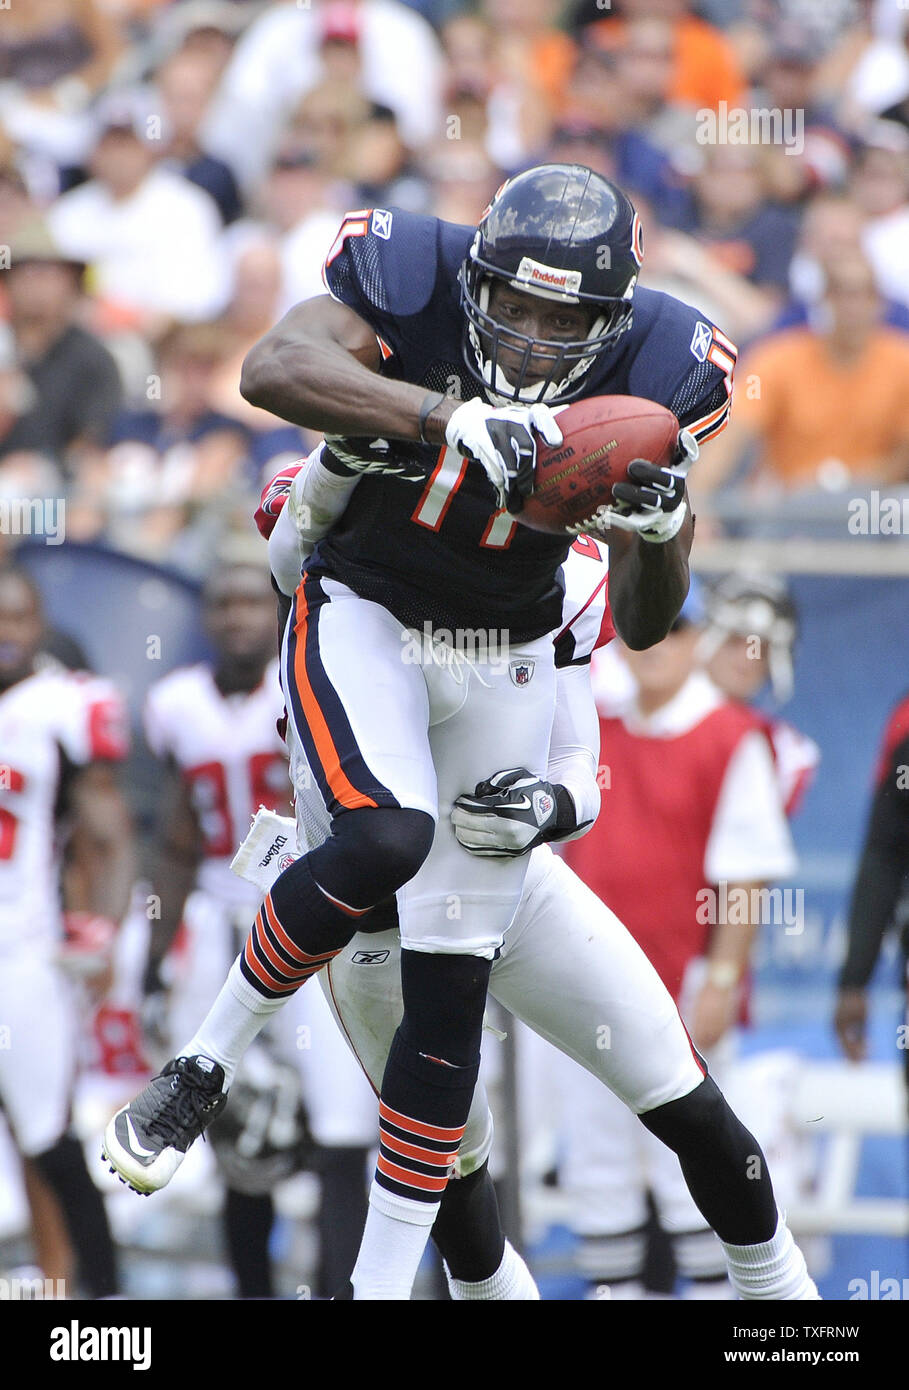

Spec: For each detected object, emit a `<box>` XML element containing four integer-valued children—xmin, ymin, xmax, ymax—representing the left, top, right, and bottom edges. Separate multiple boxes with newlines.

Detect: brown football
<box><xmin>517</xmin><ymin>395</ymin><xmax>680</xmax><ymax>536</ymax></box>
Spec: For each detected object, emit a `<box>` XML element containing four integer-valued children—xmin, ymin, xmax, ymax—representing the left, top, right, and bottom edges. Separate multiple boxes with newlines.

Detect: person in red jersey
<box><xmin>560</xmin><ymin>580</ymin><xmax>801</xmax><ymax>1298</ymax></box>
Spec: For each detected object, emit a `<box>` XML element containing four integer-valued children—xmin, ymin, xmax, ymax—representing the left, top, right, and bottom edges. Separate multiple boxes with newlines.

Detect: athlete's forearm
<box><xmin>65</xmin><ymin>768</ymin><xmax>134</xmax><ymax>923</ymax></box>
<box><xmin>706</xmin><ymin>884</ymin><xmax>761</xmax><ymax>980</ymax></box>
<box><xmin>605</xmin><ymin>504</ymin><xmax>693</xmax><ymax>649</ymax></box>
<box><xmin>240</xmin><ymin>300</ymin><xmax>457</xmax><ymax>444</ymax></box>
<box><xmin>145</xmin><ymin>848</ymin><xmax>199</xmax><ymax>979</ymax></box>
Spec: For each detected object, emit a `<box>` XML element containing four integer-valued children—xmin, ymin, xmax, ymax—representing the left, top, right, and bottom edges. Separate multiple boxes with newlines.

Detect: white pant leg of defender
<box><xmin>271</xmin><ymin>978</ymin><xmax>377</xmax><ymax>1148</ymax></box>
<box><xmin>489</xmin><ymin>850</ymin><xmax>707</xmax><ymax>1237</ymax></box>
<box><xmin>397</xmin><ymin>635</ymin><xmax>556</xmax><ymax>958</ymax></box>
<box><xmin>319</xmin><ymin>932</ymin><xmax>494</xmax><ymax>1174</ymax></box>
<box><xmin>490</xmin><ymin>851</ymin><xmax>705</xmax><ymax>1109</ymax></box>
<box><xmin>0</xmin><ymin>952</ymin><xmax>79</xmax><ymax>1156</ymax></box>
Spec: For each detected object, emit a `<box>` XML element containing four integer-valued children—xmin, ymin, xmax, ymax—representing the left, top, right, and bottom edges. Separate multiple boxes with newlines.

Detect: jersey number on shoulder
<box><xmin>411</xmin><ymin>447</ymin><xmax>518</xmax><ymax>549</ymax></box>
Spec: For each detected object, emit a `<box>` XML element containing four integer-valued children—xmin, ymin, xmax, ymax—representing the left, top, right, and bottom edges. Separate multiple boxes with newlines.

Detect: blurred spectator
<box><xmin>253</xmin><ymin>143</ymin><xmax>345</xmax><ymax>315</ymax></box>
<box><xmin>850</xmin><ymin>126</ymin><xmax>909</xmax><ymax>310</ymax></box>
<box><xmin>695</xmin><ymin>256</ymin><xmax>909</xmax><ymax>497</ymax></box>
<box><xmin>0</xmin><ymin>150</ymin><xmax>38</xmax><ymax>249</ymax></box>
<box><xmin>784</xmin><ymin>191</ymin><xmax>909</xmax><ymax>333</ymax></box>
<box><xmin>750</xmin><ymin>28</ymin><xmax>852</xmax><ymax>206</ymax></box>
<box><xmin>346</xmin><ymin>105</ymin><xmax>428</xmax><ymax>212</ymax></box>
<box><xmin>479</xmin><ymin>0</ymin><xmax>577</xmax><ymax>168</ymax></box>
<box><xmin>0</xmin><ymin>0</ymin><xmax>124</xmax><ymax>195</ymax></box>
<box><xmin>439</xmin><ymin>11</ymin><xmax>497</xmax><ymax>155</ymax></box>
<box><xmin>669</xmin><ymin>145</ymin><xmax>800</xmax><ymax>319</ymax></box>
<box><xmin>145</xmin><ymin>0</ymin><xmax>248</xmax><ymax>81</ymax></box>
<box><xmin>287</xmin><ymin>82</ymin><xmax>372</xmax><ymax>180</ymax></box>
<box><xmin>81</xmin><ymin>323</ymin><xmax>252</xmax><ymax>566</ymax></box>
<box><xmin>544</xmin><ymin>102</ymin><xmax>689</xmax><ymax>228</ymax></box>
<box><xmin>611</xmin><ymin>16</ymin><xmax>700</xmax><ymax>170</ymax></box>
<box><xmin>47</xmin><ymin>91</ymin><xmax>229</xmax><ymax>329</ymax></box>
<box><xmin>154</xmin><ymin>49</ymin><xmax>242</xmax><ymax>224</ymax></box>
<box><xmin>0</xmin><ymin>219</ymin><xmax>121</xmax><ymax>474</ymax></box>
<box><xmin>639</xmin><ymin>202</ymin><xmax>776</xmax><ymax>346</ymax></box>
<box><xmin>421</xmin><ymin>141</ymin><xmax>502</xmax><ymax>226</ymax></box>
<box><xmin>585</xmin><ymin>0</ymin><xmax>746</xmax><ymax>113</ymax></box>
<box><xmin>202</xmin><ymin>0</ymin><xmax>443</xmax><ymax>196</ymax></box>
<box><xmin>210</xmin><ymin>237</ymin><xmax>316</xmax><ymax>469</ymax></box>
<box><xmin>825</xmin><ymin>1</ymin><xmax>909</xmax><ymax>131</ymax></box>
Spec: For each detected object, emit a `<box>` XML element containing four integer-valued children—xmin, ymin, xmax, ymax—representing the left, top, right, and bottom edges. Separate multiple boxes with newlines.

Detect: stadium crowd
<box><xmin>1</xmin><ymin>0</ymin><xmax>909</xmax><ymax>568</ymax></box>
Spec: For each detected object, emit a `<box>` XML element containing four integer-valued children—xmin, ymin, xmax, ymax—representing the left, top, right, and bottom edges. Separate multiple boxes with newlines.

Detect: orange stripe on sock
<box><xmin>293</xmin><ymin>584</ymin><xmax>378</xmax><ymax>812</ymax></box>
<box><xmin>243</xmin><ymin>936</ymin><xmax>300</xmax><ymax>994</ymax></box>
<box><xmin>378</xmin><ymin>1100</ymin><xmax>465</xmax><ymax>1144</ymax></box>
<box><xmin>263</xmin><ymin>894</ymin><xmax>339</xmax><ymax>965</ymax></box>
<box><xmin>380</xmin><ymin>1130</ymin><xmax>458</xmax><ymax>1167</ymax></box>
<box><xmin>253</xmin><ymin>913</ymin><xmax>317</xmax><ymax>983</ymax></box>
<box><xmin>376</xmin><ymin>1154</ymin><xmax>450</xmax><ymax>1193</ymax></box>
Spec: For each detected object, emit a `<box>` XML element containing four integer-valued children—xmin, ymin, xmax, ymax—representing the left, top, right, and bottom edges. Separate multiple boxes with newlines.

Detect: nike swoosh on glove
<box><xmin>445</xmin><ymin>399</ymin><xmax>563</xmax><ymax>513</ymax></box>
<box><xmin>452</xmin><ymin>767</ymin><xmax>560</xmax><ymax>857</ymax></box>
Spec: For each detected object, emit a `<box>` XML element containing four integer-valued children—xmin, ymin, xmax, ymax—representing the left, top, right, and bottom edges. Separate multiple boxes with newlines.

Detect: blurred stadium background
<box><xmin>1</xmin><ymin>0</ymin><xmax>908</xmax><ymax>1301</ymax></box>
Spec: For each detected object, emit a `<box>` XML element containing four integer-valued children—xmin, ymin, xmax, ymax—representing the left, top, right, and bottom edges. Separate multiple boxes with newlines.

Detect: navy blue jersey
<box><xmin>314</xmin><ymin>208</ymin><xmax>735</xmax><ymax>643</ymax></box>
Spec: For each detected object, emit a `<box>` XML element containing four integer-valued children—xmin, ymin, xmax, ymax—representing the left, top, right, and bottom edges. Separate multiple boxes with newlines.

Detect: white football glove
<box><xmin>452</xmin><ymin>768</ymin><xmax>560</xmax><ymax>857</ymax></box>
<box><xmin>568</xmin><ymin>428</ymin><xmax>698</xmax><ymax>544</ymax></box>
<box><xmin>445</xmin><ymin>398</ymin><xmax>563</xmax><ymax>513</ymax></box>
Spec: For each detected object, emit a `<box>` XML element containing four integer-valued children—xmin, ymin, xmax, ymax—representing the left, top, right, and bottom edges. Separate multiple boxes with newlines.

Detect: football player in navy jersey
<box><xmin>102</xmin><ymin>166</ymin><xmax>767</xmax><ymax>1301</ymax></box>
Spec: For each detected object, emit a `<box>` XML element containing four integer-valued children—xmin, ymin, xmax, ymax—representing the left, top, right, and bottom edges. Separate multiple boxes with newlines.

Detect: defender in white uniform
<box><xmin>0</xmin><ymin>565</ymin><xmax>130</xmax><ymax>1298</ymax></box>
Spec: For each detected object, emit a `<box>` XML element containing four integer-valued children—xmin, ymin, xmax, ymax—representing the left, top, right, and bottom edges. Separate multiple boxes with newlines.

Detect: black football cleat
<box><xmin>101</xmin><ymin>1055</ymin><xmax>227</xmax><ymax>1194</ymax></box>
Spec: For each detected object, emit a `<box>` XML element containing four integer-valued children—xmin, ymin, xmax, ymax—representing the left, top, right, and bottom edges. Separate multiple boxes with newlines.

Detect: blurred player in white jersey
<box><xmin>0</xmin><ymin>565</ymin><xmax>132</xmax><ymax>1297</ymax></box>
<box><xmin>140</xmin><ymin>547</ymin><xmax>375</xmax><ymax>1297</ymax></box>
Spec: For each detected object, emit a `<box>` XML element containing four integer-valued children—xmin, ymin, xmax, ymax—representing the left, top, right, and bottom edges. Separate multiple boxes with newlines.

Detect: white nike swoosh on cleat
<box><xmin>124</xmin><ymin>1113</ymin><xmax>158</xmax><ymax>1159</ymax></box>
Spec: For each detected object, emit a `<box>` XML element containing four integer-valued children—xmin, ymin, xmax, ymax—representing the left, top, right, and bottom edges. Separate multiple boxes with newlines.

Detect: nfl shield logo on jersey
<box><xmin>509</xmin><ymin>659</ymin><xmax>535</xmax><ymax>686</ymax></box>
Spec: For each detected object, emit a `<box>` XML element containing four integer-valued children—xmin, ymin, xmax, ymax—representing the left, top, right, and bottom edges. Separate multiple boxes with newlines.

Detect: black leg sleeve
<box><xmin>430</xmin><ymin>1161</ymin><xmax>506</xmax><ymax>1282</ymax></box>
<box><xmin>639</xmin><ymin>1076</ymin><xmax>778</xmax><ymax>1245</ymax></box>
<box><xmin>33</xmin><ymin>1133</ymin><xmax>119</xmax><ymax>1298</ymax></box>
<box><xmin>223</xmin><ymin>1187</ymin><xmax>275</xmax><ymax>1298</ymax></box>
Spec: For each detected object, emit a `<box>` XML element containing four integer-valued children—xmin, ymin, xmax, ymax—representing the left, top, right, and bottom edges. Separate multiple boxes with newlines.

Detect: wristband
<box><xmin>418</xmin><ymin>392</ymin><xmax>446</xmax><ymax>443</ymax></box>
<box><xmin>706</xmin><ymin>960</ymin><xmax>740</xmax><ymax>990</ymax></box>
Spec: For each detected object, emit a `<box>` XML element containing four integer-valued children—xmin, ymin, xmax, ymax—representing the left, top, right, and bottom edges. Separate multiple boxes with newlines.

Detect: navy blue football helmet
<box><xmin>460</xmin><ymin>164</ymin><xmax>643</xmax><ymax>405</ymax></box>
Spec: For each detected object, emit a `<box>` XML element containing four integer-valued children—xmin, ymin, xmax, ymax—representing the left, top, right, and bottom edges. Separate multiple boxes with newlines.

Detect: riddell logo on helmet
<box><xmin>515</xmin><ymin>257</ymin><xmax>582</xmax><ymax>295</ymax></box>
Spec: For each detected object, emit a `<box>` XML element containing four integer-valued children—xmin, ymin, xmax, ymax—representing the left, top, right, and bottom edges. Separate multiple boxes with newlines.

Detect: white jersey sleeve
<box><xmin>704</xmin><ymin>730</ymin><xmax>798</xmax><ymax>883</ymax></box>
<box><xmin>552</xmin><ymin>537</ymin><xmax>614</xmax><ymax>670</ymax></box>
<box><xmin>143</xmin><ymin>677</ymin><xmax>178</xmax><ymax>761</ymax></box>
<box><xmin>55</xmin><ymin>673</ymin><xmax>129</xmax><ymax>766</ymax></box>
<box><xmin>768</xmin><ymin>718</ymin><xmax>820</xmax><ymax>817</ymax></box>
<box><xmin>546</xmin><ymin>662</ymin><xmax>601</xmax><ymax>837</ymax></box>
